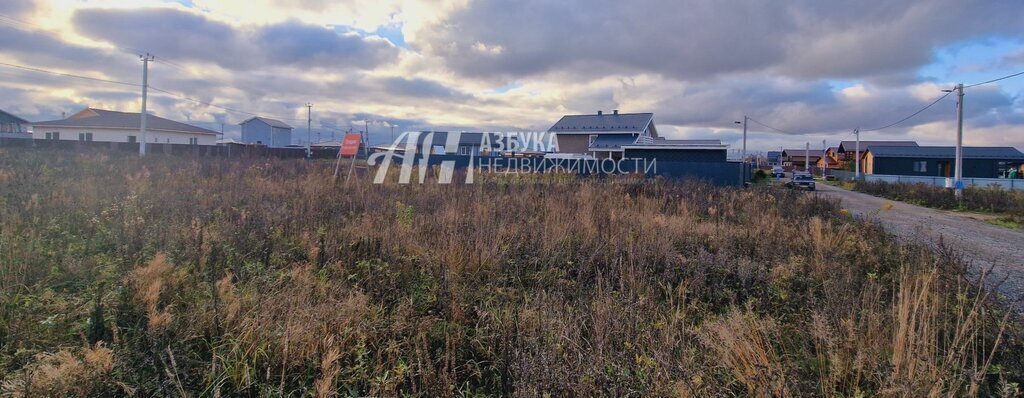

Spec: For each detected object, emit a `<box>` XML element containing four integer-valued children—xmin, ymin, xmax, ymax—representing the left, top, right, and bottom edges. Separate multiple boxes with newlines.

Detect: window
<box><xmin>45</xmin><ymin>132</ymin><xmax>60</xmax><ymax>140</ymax></box>
<box><xmin>86</xmin><ymin>133</ymin><xmax>92</xmax><ymax>141</ymax></box>
<box><xmin>128</xmin><ymin>136</ymin><xmax>136</xmax><ymax>143</ymax></box>
<box><xmin>459</xmin><ymin>146</ymin><xmax>470</xmax><ymax>155</ymax></box>
<box><xmin>189</xmin><ymin>137</ymin><xmax>198</xmax><ymax>145</ymax></box>
<box><xmin>913</xmin><ymin>161</ymin><xmax>927</xmax><ymax>173</ymax></box>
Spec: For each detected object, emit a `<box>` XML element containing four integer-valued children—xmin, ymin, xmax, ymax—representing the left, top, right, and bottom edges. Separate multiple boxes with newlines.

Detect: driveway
<box><xmin>815</xmin><ymin>183</ymin><xmax>1024</xmax><ymax>306</ymax></box>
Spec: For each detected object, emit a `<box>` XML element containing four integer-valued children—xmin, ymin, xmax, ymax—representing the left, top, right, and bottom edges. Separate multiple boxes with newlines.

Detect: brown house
<box><xmin>781</xmin><ymin>148</ymin><xmax>823</xmax><ymax>171</ymax></box>
<box><xmin>548</xmin><ymin>110</ymin><xmax>658</xmax><ymax>159</ymax></box>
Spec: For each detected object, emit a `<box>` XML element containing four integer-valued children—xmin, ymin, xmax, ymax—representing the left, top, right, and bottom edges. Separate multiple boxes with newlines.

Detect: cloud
<box><xmin>71</xmin><ymin>7</ymin><xmax>399</xmax><ymax>71</ymax></box>
<box><xmin>414</xmin><ymin>0</ymin><xmax>1024</xmax><ymax>81</ymax></box>
<box><xmin>1</xmin><ymin>0</ymin><xmax>1022</xmax><ymax>152</ymax></box>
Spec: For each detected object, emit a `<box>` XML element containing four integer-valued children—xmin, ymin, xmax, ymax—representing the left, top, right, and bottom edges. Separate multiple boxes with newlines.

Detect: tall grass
<box><xmin>0</xmin><ymin>150</ymin><xmax>1020</xmax><ymax>396</ymax></box>
<box><xmin>853</xmin><ymin>180</ymin><xmax>1024</xmax><ymax>216</ymax></box>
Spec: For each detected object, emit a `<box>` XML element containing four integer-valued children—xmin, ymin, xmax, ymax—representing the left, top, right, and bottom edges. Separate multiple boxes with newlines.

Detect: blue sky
<box><xmin>0</xmin><ymin>0</ymin><xmax>1021</xmax><ymax>150</ymax></box>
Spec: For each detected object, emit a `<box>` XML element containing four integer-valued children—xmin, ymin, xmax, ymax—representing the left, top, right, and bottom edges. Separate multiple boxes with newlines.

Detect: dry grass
<box><xmin>0</xmin><ymin>150</ymin><xmax>1020</xmax><ymax>396</ymax></box>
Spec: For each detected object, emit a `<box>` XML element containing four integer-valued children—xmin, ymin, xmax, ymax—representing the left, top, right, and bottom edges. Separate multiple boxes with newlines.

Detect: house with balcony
<box><xmin>548</xmin><ymin>110</ymin><xmax>659</xmax><ymax>159</ymax></box>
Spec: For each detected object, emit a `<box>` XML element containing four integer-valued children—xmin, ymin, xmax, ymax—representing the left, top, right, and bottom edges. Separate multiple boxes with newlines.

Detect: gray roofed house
<box><xmin>836</xmin><ymin>141</ymin><xmax>917</xmax><ymax>159</ymax></box>
<box><xmin>0</xmin><ymin>109</ymin><xmax>31</xmax><ymax>137</ymax></box>
<box><xmin>862</xmin><ymin>146</ymin><xmax>1024</xmax><ymax>178</ymax></box>
<box><xmin>240</xmin><ymin>116</ymin><xmax>294</xmax><ymax>148</ymax></box>
<box><xmin>548</xmin><ymin>110</ymin><xmax>659</xmax><ymax>157</ymax></box>
<box><xmin>245</xmin><ymin>117</ymin><xmax>292</xmax><ymax>129</ymax></box>
<box><xmin>33</xmin><ymin>108</ymin><xmax>218</xmax><ymax>135</ymax></box>
<box><xmin>865</xmin><ymin>146</ymin><xmax>1024</xmax><ymax>159</ymax></box>
<box><xmin>548</xmin><ymin>111</ymin><xmax>657</xmax><ymax>135</ymax></box>
<box><xmin>32</xmin><ymin>108</ymin><xmax>218</xmax><ymax>145</ymax></box>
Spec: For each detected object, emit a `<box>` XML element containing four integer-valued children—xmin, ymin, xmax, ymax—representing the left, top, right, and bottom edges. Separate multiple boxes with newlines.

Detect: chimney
<box><xmin>597</xmin><ymin>110</ymin><xmax>603</xmax><ymax>116</ymax></box>
<box><xmin>613</xmin><ymin>110</ymin><xmax>619</xmax><ymax>115</ymax></box>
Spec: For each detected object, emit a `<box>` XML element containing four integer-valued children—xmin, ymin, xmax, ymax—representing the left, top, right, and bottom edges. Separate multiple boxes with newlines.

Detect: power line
<box><xmin>0</xmin><ymin>58</ymin><xmax>310</xmax><ymax>125</ymax></box>
<box><xmin>0</xmin><ymin>61</ymin><xmax>140</xmax><ymax>87</ymax></box>
<box><xmin>861</xmin><ymin>91</ymin><xmax>952</xmax><ymax>132</ymax></box>
<box><xmin>148</xmin><ymin>85</ymin><xmax>305</xmax><ymax>122</ymax></box>
<box><xmin>964</xmin><ymin>70</ymin><xmax>1024</xmax><ymax>89</ymax></box>
<box><xmin>153</xmin><ymin>57</ymin><xmax>191</xmax><ymax>72</ymax></box>
<box><xmin>747</xmin><ymin>117</ymin><xmax>799</xmax><ymax>135</ymax></box>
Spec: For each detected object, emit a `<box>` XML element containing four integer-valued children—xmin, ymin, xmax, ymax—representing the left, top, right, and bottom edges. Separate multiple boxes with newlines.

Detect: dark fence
<box><xmin>1</xmin><ymin>138</ymin><xmax>751</xmax><ymax>186</ymax></box>
<box><xmin>408</xmin><ymin>154</ymin><xmax>750</xmax><ymax>186</ymax></box>
<box><xmin>0</xmin><ymin>138</ymin><xmax>353</xmax><ymax>159</ymax></box>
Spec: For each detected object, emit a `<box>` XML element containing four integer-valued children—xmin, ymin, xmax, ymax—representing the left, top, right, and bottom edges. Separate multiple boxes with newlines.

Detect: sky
<box><xmin>0</xmin><ymin>0</ymin><xmax>1022</xmax><ymax>151</ymax></box>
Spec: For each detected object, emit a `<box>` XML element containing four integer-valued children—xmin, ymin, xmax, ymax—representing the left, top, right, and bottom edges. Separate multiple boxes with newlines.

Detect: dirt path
<box><xmin>816</xmin><ymin>183</ymin><xmax>1024</xmax><ymax>306</ymax></box>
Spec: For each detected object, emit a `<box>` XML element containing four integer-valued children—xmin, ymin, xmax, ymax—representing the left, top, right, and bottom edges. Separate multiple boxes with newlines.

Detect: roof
<box><xmin>866</xmin><ymin>146</ymin><xmax>1024</xmax><ymax>160</ymax></box>
<box><xmin>589</xmin><ymin>134</ymin><xmax>638</xmax><ymax>149</ymax></box>
<box><xmin>33</xmin><ymin>108</ymin><xmax>218</xmax><ymax>135</ymax></box>
<box><xmin>653</xmin><ymin>138</ymin><xmax>723</xmax><ymax>145</ymax></box>
<box><xmin>782</xmin><ymin>149</ymin><xmax>824</xmax><ymax>158</ymax></box>
<box><xmin>0</xmin><ymin>109</ymin><xmax>29</xmax><ymax>124</ymax></box>
<box><xmin>622</xmin><ymin>144</ymin><xmax>727</xmax><ymax>151</ymax></box>
<box><xmin>838</xmin><ymin>140</ymin><xmax>917</xmax><ymax>152</ymax></box>
<box><xmin>548</xmin><ymin>112</ymin><xmax>654</xmax><ymax>134</ymax></box>
<box><xmin>240</xmin><ymin>116</ymin><xmax>293</xmax><ymax>130</ymax></box>
<box><xmin>818</xmin><ymin>156</ymin><xmax>839</xmax><ymax>166</ymax></box>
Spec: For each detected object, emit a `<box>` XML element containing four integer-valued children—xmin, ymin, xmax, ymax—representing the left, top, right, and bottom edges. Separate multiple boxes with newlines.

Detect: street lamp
<box><xmin>734</xmin><ymin>116</ymin><xmax>748</xmax><ymax>162</ymax></box>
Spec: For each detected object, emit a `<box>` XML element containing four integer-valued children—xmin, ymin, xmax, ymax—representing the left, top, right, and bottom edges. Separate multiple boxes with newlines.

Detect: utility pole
<box><xmin>139</xmin><ymin>53</ymin><xmax>154</xmax><ymax>156</ymax></box>
<box><xmin>954</xmin><ymin>83</ymin><xmax>965</xmax><ymax>200</ymax></box>
<box><xmin>804</xmin><ymin>142</ymin><xmax>809</xmax><ymax>172</ymax></box>
<box><xmin>305</xmin><ymin>103</ymin><xmax>313</xmax><ymax>158</ymax></box>
<box><xmin>822</xmin><ymin>139</ymin><xmax>827</xmax><ymax>178</ymax></box>
<box><xmin>742</xmin><ymin>115</ymin><xmax>748</xmax><ymax>163</ymax></box>
<box><xmin>854</xmin><ymin>128</ymin><xmax>861</xmax><ymax>179</ymax></box>
<box><xmin>391</xmin><ymin>124</ymin><xmax>395</xmax><ymax>143</ymax></box>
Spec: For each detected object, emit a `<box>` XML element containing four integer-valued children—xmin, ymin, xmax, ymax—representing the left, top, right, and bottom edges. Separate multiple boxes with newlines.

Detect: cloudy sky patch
<box><xmin>0</xmin><ymin>0</ymin><xmax>1021</xmax><ymax>149</ymax></box>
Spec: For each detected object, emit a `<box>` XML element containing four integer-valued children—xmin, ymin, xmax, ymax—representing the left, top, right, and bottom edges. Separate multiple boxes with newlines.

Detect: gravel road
<box><xmin>815</xmin><ymin>183</ymin><xmax>1024</xmax><ymax>306</ymax></box>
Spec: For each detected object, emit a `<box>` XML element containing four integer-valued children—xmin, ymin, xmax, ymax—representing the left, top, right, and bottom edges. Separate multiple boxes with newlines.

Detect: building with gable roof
<box><xmin>32</xmin><ymin>108</ymin><xmax>218</xmax><ymax>145</ymax></box>
<box><xmin>239</xmin><ymin>116</ymin><xmax>294</xmax><ymax>147</ymax></box>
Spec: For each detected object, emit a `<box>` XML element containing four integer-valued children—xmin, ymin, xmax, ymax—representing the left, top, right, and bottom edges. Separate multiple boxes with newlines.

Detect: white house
<box><xmin>32</xmin><ymin>108</ymin><xmax>218</xmax><ymax>145</ymax></box>
<box><xmin>239</xmin><ymin>117</ymin><xmax>293</xmax><ymax>147</ymax></box>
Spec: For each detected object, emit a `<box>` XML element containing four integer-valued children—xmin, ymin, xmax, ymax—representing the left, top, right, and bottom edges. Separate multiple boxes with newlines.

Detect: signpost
<box><xmin>334</xmin><ymin>133</ymin><xmax>362</xmax><ymax>183</ymax></box>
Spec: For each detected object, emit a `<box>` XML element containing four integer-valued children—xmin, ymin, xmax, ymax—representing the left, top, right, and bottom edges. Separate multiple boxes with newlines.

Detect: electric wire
<box><xmin>0</xmin><ymin>61</ymin><xmax>141</xmax><ymax>87</ymax></box>
<box><xmin>860</xmin><ymin>91</ymin><xmax>952</xmax><ymax>132</ymax></box>
<box><xmin>964</xmin><ymin>70</ymin><xmax>1024</xmax><ymax>88</ymax></box>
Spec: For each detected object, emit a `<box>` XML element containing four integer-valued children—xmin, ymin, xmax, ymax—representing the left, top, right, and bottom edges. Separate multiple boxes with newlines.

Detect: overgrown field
<box><xmin>1</xmin><ymin>150</ymin><xmax>1022</xmax><ymax>397</ymax></box>
<box><xmin>852</xmin><ymin>180</ymin><xmax>1024</xmax><ymax>227</ymax></box>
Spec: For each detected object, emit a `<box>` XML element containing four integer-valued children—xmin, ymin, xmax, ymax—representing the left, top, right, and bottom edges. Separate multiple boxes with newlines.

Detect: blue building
<box><xmin>239</xmin><ymin>117</ymin><xmax>293</xmax><ymax>148</ymax></box>
<box><xmin>863</xmin><ymin>146</ymin><xmax>1024</xmax><ymax>178</ymax></box>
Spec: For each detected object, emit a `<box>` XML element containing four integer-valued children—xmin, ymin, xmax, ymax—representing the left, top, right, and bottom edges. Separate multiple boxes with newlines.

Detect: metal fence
<box><xmin>826</xmin><ymin>169</ymin><xmax>1024</xmax><ymax>191</ymax></box>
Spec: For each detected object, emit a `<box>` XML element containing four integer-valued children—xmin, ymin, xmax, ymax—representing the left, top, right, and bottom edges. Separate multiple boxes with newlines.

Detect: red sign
<box><xmin>339</xmin><ymin>133</ymin><xmax>361</xmax><ymax>157</ymax></box>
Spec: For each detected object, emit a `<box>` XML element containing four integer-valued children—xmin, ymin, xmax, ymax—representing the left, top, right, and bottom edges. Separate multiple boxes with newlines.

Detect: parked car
<box><xmin>787</xmin><ymin>173</ymin><xmax>816</xmax><ymax>191</ymax></box>
<box><xmin>772</xmin><ymin>166</ymin><xmax>785</xmax><ymax>178</ymax></box>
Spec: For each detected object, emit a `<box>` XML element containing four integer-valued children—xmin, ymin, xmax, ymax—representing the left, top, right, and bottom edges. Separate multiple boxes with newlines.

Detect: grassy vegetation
<box><xmin>852</xmin><ymin>180</ymin><xmax>1024</xmax><ymax>227</ymax></box>
<box><xmin>1</xmin><ymin>150</ymin><xmax>1022</xmax><ymax>396</ymax></box>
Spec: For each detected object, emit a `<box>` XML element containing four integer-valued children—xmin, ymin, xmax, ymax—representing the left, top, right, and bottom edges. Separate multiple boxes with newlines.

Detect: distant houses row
<box><xmin>773</xmin><ymin>141</ymin><xmax>1024</xmax><ymax>179</ymax></box>
<box><xmin>1</xmin><ymin>107</ymin><xmax>732</xmax><ymax>161</ymax></box>
<box><xmin>0</xmin><ymin>107</ymin><xmax>299</xmax><ymax>147</ymax></box>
